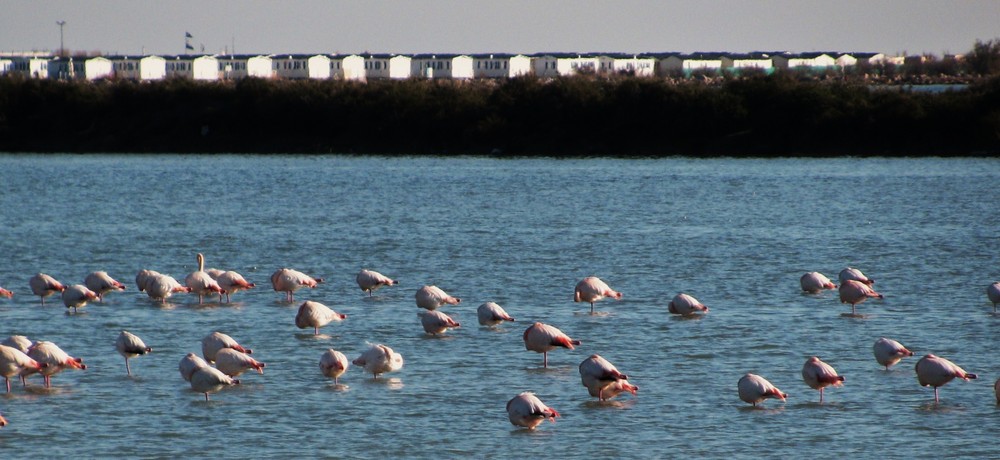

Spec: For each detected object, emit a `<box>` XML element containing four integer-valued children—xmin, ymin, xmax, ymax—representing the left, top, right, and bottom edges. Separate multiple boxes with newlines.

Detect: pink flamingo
<box><xmin>873</xmin><ymin>338</ymin><xmax>914</xmax><ymax>370</ymax></box>
<box><xmin>27</xmin><ymin>341</ymin><xmax>86</xmax><ymax>388</ymax></box>
<box><xmin>201</xmin><ymin>331</ymin><xmax>252</xmax><ymax>363</ymax></box>
<box><xmin>801</xmin><ymin>356</ymin><xmax>844</xmax><ymax>403</ymax></box>
<box><xmin>190</xmin><ymin>366</ymin><xmax>239</xmax><ymax>401</ymax></box>
<box><xmin>356</xmin><ymin>269</ymin><xmax>398</xmax><ymax>297</ymax></box>
<box><xmin>800</xmin><ymin>272</ymin><xmax>836</xmax><ymax>293</ymax></box>
<box><xmin>214</xmin><ymin>271</ymin><xmax>255</xmax><ymax>303</ymax></box>
<box><xmin>179</xmin><ymin>353</ymin><xmax>210</xmax><ymax>382</ymax></box>
<box><xmin>579</xmin><ymin>354</ymin><xmax>638</xmax><ymax>401</ymax></box>
<box><xmin>186</xmin><ymin>253</ymin><xmax>224</xmax><ymax>304</ymax></box>
<box><xmin>352</xmin><ymin>343</ymin><xmax>404</xmax><ymax>379</ymax></box>
<box><xmin>418</xmin><ymin>310</ymin><xmax>461</xmax><ymax>335</ymax></box>
<box><xmin>144</xmin><ymin>274</ymin><xmax>191</xmax><ymax>303</ymax></box>
<box><xmin>115</xmin><ymin>331</ymin><xmax>151</xmax><ymax>376</ymax></box>
<box><xmin>839</xmin><ymin>267</ymin><xmax>874</xmax><ymax>286</ymax></box>
<box><xmin>135</xmin><ymin>269</ymin><xmax>162</xmax><ymax>293</ymax></box>
<box><xmin>987</xmin><ymin>282</ymin><xmax>1000</xmax><ymax>312</ymax></box>
<box><xmin>839</xmin><ymin>280</ymin><xmax>883</xmax><ymax>315</ymax></box>
<box><xmin>319</xmin><ymin>349</ymin><xmax>350</xmax><ymax>385</ymax></box>
<box><xmin>0</xmin><ymin>344</ymin><xmax>47</xmax><ymax>392</ymax></box>
<box><xmin>29</xmin><ymin>273</ymin><xmax>65</xmax><ymax>305</ymax></box>
<box><xmin>915</xmin><ymin>354</ymin><xmax>977</xmax><ymax>402</ymax></box>
<box><xmin>270</xmin><ymin>268</ymin><xmax>323</xmax><ymax>302</ymax></box>
<box><xmin>84</xmin><ymin>271</ymin><xmax>127</xmax><ymax>302</ymax></box>
<box><xmin>506</xmin><ymin>392</ymin><xmax>560</xmax><ymax>430</ymax></box>
<box><xmin>0</xmin><ymin>286</ymin><xmax>13</xmax><ymax>298</ymax></box>
<box><xmin>61</xmin><ymin>284</ymin><xmax>99</xmax><ymax>313</ymax></box>
<box><xmin>414</xmin><ymin>285</ymin><xmax>461</xmax><ymax>310</ymax></box>
<box><xmin>2</xmin><ymin>336</ymin><xmax>36</xmax><ymax>386</ymax></box>
<box><xmin>668</xmin><ymin>293</ymin><xmax>709</xmax><ymax>316</ymax></box>
<box><xmin>574</xmin><ymin>276</ymin><xmax>622</xmax><ymax>314</ymax></box>
<box><xmin>738</xmin><ymin>373</ymin><xmax>787</xmax><ymax>407</ymax></box>
<box><xmin>295</xmin><ymin>301</ymin><xmax>347</xmax><ymax>335</ymax></box>
<box><xmin>477</xmin><ymin>302</ymin><xmax>515</xmax><ymax>327</ymax></box>
<box><xmin>215</xmin><ymin>348</ymin><xmax>265</xmax><ymax>377</ymax></box>
<box><xmin>523</xmin><ymin>322</ymin><xmax>581</xmax><ymax>368</ymax></box>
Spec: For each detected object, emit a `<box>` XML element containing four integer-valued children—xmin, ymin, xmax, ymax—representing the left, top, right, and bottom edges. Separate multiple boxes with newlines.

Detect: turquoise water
<box><xmin>0</xmin><ymin>155</ymin><xmax>998</xmax><ymax>458</ymax></box>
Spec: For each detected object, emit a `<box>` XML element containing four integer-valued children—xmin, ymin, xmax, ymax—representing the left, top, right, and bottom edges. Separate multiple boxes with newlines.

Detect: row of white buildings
<box><xmin>0</xmin><ymin>51</ymin><xmax>897</xmax><ymax>82</ymax></box>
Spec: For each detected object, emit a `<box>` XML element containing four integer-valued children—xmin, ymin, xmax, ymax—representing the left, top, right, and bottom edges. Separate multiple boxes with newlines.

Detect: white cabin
<box><xmin>532</xmin><ymin>54</ymin><xmax>599</xmax><ymax>77</ymax></box>
<box><xmin>7</xmin><ymin>56</ymin><xmax>51</xmax><ymax>78</ymax></box>
<box><xmin>472</xmin><ymin>54</ymin><xmax>532</xmax><ymax>78</ymax></box>
<box><xmin>112</xmin><ymin>55</ymin><xmax>166</xmax><ymax>80</ymax></box>
<box><xmin>273</xmin><ymin>54</ymin><xmax>311</xmax><ymax>79</ymax></box>
<box><xmin>84</xmin><ymin>56</ymin><xmax>113</xmax><ymax>80</ymax></box>
<box><xmin>721</xmin><ymin>53</ymin><xmax>774</xmax><ymax>74</ymax></box>
<box><xmin>307</xmin><ymin>55</ymin><xmax>332</xmax><ymax>79</ymax></box>
<box><xmin>248</xmin><ymin>55</ymin><xmax>274</xmax><ymax>78</ymax></box>
<box><xmin>410</xmin><ymin>54</ymin><xmax>474</xmax><ymax>79</ymax></box>
<box><xmin>48</xmin><ymin>57</ymin><xmax>84</xmax><ymax>80</ymax></box>
<box><xmin>364</xmin><ymin>54</ymin><xmax>412</xmax><ymax>79</ymax></box>
<box><xmin>331</xmin><ymin>54</ymin><xmax>366</xmax><ymax>81</ymax></box>
<box><xmin>598</xmin><ymin>54</ymin><xmax>655</xmax><ymax>77</ymax></box>
<box><xmin>772</xmin><ymin>52</ymin><xmax>836</xmax><ymax>70</ymax></box>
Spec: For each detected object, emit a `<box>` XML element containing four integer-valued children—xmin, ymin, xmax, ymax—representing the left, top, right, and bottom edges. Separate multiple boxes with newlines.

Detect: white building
<box><xmin>48</xmin><ymin>56</ymin><xmax>84</xmax><ymax>79</ymax></box>
<box><xmin>363</xmin><ymin>54</ymin><xmax>411</xmax><ymax>79</ymax></box>
<box><xmin>659</xmin><ymin>53</ymin><xmax>725</xmax><ymax>75</ymax></box>
<box><xmin>472</xmin><ymin>54</ymin><xmax>532</xmax><ymax>78</ymax></box>
<box><xmin>248</xmin><ymin>55</ymin><xmax>274</xmax><ymax>78</ymax></box>
<box><xmin>7</xmin><ymin>56</ymin><xmax>51</xmax><ymax>78</ymax></box>
<box><xmin>721</xmin><ymin>53</ymin><xmax>774</xmax><ymax>74</ymax></box>
<box><xmin>307</xmin><ymin>55</ymin><xmax>332</xmax><ymax>79</ymax></box>
<box><xmin>772</xmin><ymin>52</ymin><xmax>836</xmax><ymax>70</ymax></box>
<box><xmin>532</xmin><ymin>53</ymin><xmax>599</xmax><ymax>77</ymax></box>
<box><xmin>331</xmin><ymin>54</ymin><xmax>365</xmax><ymax>81</ymax></box>
<box><xmin>273</xmin><ymin>54</ymin><xmax>312</xmax><ymax>79</ymax></box>
<box><xmin>84</xmin><ymin>56</ymin><xmax>113</xmax><ymax>80</ymax></box>
<box><xmin>410</xmin><ymin>54</ymin><xmax>474</xmax><ymax>79</ymax></box>
<box><xmin>165</xmin><ymin>55</ymin><xmax>218</xmax><ymax>80</ymax></box>
<box><xmin>0</xmin><ymin>58</ymin><xmax>12</xmax><ymax>75</ymax></box>
<box><xmin>597</xmin><ymin>54</ymin><xmax>655</xmax><ymax>76</ymax></box>
<box><xmin>111</xmin><ymin>55</ymin><xmax>166</xmax><ymax>80</ymax></box>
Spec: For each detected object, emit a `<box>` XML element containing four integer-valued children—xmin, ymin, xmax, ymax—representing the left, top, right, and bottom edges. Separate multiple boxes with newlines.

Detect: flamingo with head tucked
<box><xmin>506</xmin><ymin>392</ymin><xmax>560</xmax><ymax>430</ymax></box>
<box><xmin>414</xmin><ymin>285</ymin><xmax>461</xmax><ymax>310</ymax></box>
<box><xmin>115</xmin><ymin>331</ymin><xmax>151</xmax><ymax>376</ymax></box>
<box><xmin>179</xmin><ymin>353</ymin><xmax>210</xmax><ymax>382</ymax></box>
<box><xmin>135</xmin><ymin>269</ymin><xmax>161</xmax><ymax>293</ymax></box>
<box><xmin>418</xmin><ymin>310</ymin><xmax>461</xmax><ymax>335</ymax></box>
<box><xmin>839</xmin><ymin>280</ymin><xmax>883</xmax><ymax>315</ymax></box>
<box><xmin>579</xmin><ymin>354</ymin><xmax>637</xmax><ymax>401</ymax></box>
<box><xmin>27</xmin><ymin>341</ymin><xmax>86</xmax><ymax>388</ymax></box>
<box><xmin>668</xmin><ymin>293</ymin><xmax>709</xmax><ymax>316</ymax></box>
<box><xmin>523</xmin><ymin>322</ymin><xmax>581</xmax><ymax>368</ymax></box>
<box><xmin>800</xmin><ymin>272</ymin><xmax>836</xmax><ymax>293</ymax></box>
<box><xmin>0</xmin><ymin>344</ymin><xmax>46</xmax><ymax>393</ymax></box>
<box><xmin>574</xmin><ymin>276</ymin><xmax>622</xmax><ymax>314</ymax></box>
<box><xmin>801</xmin><ymin>356</ymin><xmax>844</xmax><ymax>403</ymax></box>
<box><xmin>873</xmin><ymin>338</ymin><xmax>914</xmax><ymax>370</ymax></box>
<box><xmin>738</xmin><ymin>373</ymin><xmax>787</xmax><ymax>407</ymax></box>
<box><xmin>215</xmin><ymin>348</ymin><xmax>265</xmax><ymax>377</ymax></box>
<box><xmin>270</xmin><ymin>268</ymin><xmax>323</xmax><ymax>302</ymax></box>
<box><xmin>214</xmin><ymin>271</ymin><xmax>255</xmax><ymax>303</ymax></box>
<box><xmin>987</xmin><ymin>282</ymin><xmax>1000</xmax><ymax>312</ymax></box>
<box><xmin>356</xmin><ymin>269</ymin><xmax>398</xmax><ymax>297</ymax></box>
<box><xmin>839</xmin><ymin>267</ymin><xmax>874</xmax><ymax>286</ymax></box>
<box><xmin>186</xmin><ymin>253</ymin><xmax>224</xmax><ymax>304</ymax></box>
<box><xmin>144</xmin><ymin>274</ymin><xmax>191</xmax><ymax>304</ymax></box>
<box><xmin>915</xmin><ymin>354</ymin><xmax>977</xmax><ymax>403</ymax></box>
<box><xmin>352</xmin><ymin>343</ymin><xmax>404</xmax><ymax>379</ymax></box>
<box><xmin>62</xmin><ymin>284</ymin><xmax>99</xmax><ymax>313</ymax></box>
<box><xmin>1</xmin><ymin>336</ymin><xmax>36</xmax><ymax>387</ymax></box>
<box><xmin>29</xmin><ymin>273</ymin><xmax>65</xmax><ymax>305</ymax></box>
<box><xmin>295</xmin><ymin>301</ymin><xmax>347</xmax><ymax>335</ymax></box>
<box><xmin>477</xmin><ymin>302</ymin><xmax>515</xmax><ymax>327</ymax></box>
<box><xmin>84</xmin><ymin>271</ymin><xmax>127</xmax><ymax>302</ymax></box>
<box><xmin>190</xmin><ymin>366</ymin><xmax>239</xmax><ymax>401</ymax></box>
<box><xmin>319</xmin><ymin>349</ymin><xmax>349</xmax><ymax>385</ymax></box>
<box><xmin>201</xmin><ymin>331</ymin><xmax>253</xmax><ymax>363</ymax></box>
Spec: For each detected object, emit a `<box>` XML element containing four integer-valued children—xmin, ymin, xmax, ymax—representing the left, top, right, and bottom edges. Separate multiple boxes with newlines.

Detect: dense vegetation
<box><xmin>1</xmin><ymin>72</ymin><xmax>998</xmax><ymax>156</ymax></box>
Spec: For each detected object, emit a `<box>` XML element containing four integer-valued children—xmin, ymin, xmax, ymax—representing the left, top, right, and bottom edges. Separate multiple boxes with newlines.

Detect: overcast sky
<box><xmin>2</xmin><ymin>0</ymin><xmax>998</xmax><ymax>57</ymax></box>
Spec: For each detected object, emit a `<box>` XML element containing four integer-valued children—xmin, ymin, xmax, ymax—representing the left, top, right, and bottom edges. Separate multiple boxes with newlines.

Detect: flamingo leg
<box><xmin>125</xmin><ymin>357</ymin><xmax>132</xmax><ymax>376</ymax></box>
<box><xmin>204</xmin><ymin>393</ymin><xmax>210</xmax><ymax>401</ymax></box>
<box><xmin>934</xmin><ymin>387</ymin><xmax>940</xmax><ymax>403</ymax></box>
<box><xmin>314</xmin><ymin>326</ymin><xmax>320</xmax><ymax>335</ymax></box>
<box><xmin>44</xmin><ymin>375</ymin><xmax>51</xmax><ymax>388</ymax></box>
<box><xmin>5</xmin><ymin>378</ymin><xmax>9</xmax><ymax>393</ymax></box>
<box><xmin>590</xmin><ymin>302</ymin><xmax>595</xmax><ymax>315</ymax></box>
<box><xmin>543</xmin><ymin>352</ymin><xmax>548</xmax><ymax>368</ymax></box>
<box><xmin>819</xmin><ymin>388</ymin><xmax>824</xmax><ymax>404</ymax></box>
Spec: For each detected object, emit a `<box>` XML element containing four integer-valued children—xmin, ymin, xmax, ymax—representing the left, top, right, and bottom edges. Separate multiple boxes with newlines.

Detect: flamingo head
<box><xmin>66</xmin><ymin>358</ymin><xmax>87</xmax><ymax>370</ymax></box>
<box><xmin>0</xmin><ymin>288</ymin><xmax>13</xmax><ymax>298</ymax></box>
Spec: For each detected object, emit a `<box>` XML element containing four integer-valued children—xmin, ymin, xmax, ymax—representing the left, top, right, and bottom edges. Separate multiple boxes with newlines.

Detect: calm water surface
<box><xmin>0</xmin><ymin>155</ymin><xmax>998</xmax><ymax>459</ymax></box>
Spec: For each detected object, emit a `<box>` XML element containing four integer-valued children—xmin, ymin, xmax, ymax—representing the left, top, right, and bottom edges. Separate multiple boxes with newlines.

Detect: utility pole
<box><xmin>56</xmin><ymin>20</ymin><xmax>66</xmax><ymax>56</ymax></box>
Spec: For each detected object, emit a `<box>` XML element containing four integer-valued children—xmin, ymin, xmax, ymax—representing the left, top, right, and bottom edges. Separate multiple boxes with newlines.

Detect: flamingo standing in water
<box><xmin>0</xmin><ymin>344</ymin><xmax>46</xmax><ymax>392</ymax></box>
<box><xmin>115</xmin><ymin>331</ymin><xmax>151</xmax><ymax>376</ymax></box>
<box><xmin>356</xmin><ymin>269</ymin><xmax>398</xmax><ymax>297</ymax></box>
<box><xmin>574</xmin><ymin>276</ymin><xmax>622</xmax><ymax>314</ymax></box>
<box><xmin>839</xmin><ymin>280</ymin><xmax>883</xmax><ymax>315</ymax></box>
<box><xmin>270</xmin><ymin>268</ymin><xmax>323</xmax><ymax>302</ymax></box>
<box><xmin>668</xmin><ymin>293</ymin><xmax>709</xmax><ymax>316</ymax></box>
<box><xmin>189</xmin><ymin>365</ymin><xmax>239</xmax><ymax>401</ymax></box>
<box><xmin>179</xmin><ymin>353</ymin><xmax>210</xmax><ymax>382</ymax></box>
<box><xmin>839</xmin><ymin>267</ymin><xmax>874</xmax><ymax>286</ymax></box>
<box><xmin>135</xmin><ymin>269</ymin><xmax>161</xmax><ymax>293</ymax></box>
<box><xmin>144</xmin><ymin>274</ymin><xmax>191</xmax><ymax>304</ymax></box>
<box><xmin>579</xmin><ymin>354</ymin><xmax>638</xmax><ymax>401</ymax></box>
<box><xmin>915</xmin><ymin>354</ymin><xmax>977</xmax><ymax>402</ymax></box>
<box><xmin>800</xmin><ymin>272</ymin><xmax>836</xmax><ymax>293</ymax></box>
<box><xmin>1</xmin><ymin>336</ymin><xmax>36</xmax><ymax>387</ymax></box>
<box><xmin>319</xmin><ymin>349</ymin><xmax>350</xmax><ymax>385</ymax></box>
<box><xmin>214</xmin><ymin>348</ymin><xmax>265</xmax><ymax>377</ymax></box>
<box><xmin>186</xmin><ymin>253</ymin><xmax>224</xmax><ymax>304</ymax></box>
<box><xmin>84</xmin><ymin>271</ymin><xmax>127</xmax><ymax>302</ymax></box>
<box><xmin>0</xmin><ymin>286</ymin><xmax>13</xmax><ymax>298</ymax></box>
<box><xmin>29</xmin><ymin>273</ymin><xmax>65</xmax><ymax>305</ymax></box>
<box><xmin>987</xmin><ymin>282</ymin><xmax>1000</xmax><ymax>312</ymax></box>
<box><xmin>523</xmin><ymin>322</ymin><xmax>581</xmax><ymax>368</ymax></box>
<box><xmin>201</xmin><ymin>331</ymin><xmax>253</xmax><ymax>363</ymax></box>
<box><xmin>61</xmin><ymin>284</ymin><xmax>99</xmax><ymax>313</ymax></box>
<box><xmin>352</xmin><ymin>343</ymin><xmax>404</xmax><ymax>379</ymax></box>
<box><xmin>27</xmin><ymin>341</ymin><xmax>86</xmax><ymax>388</ymax></box>
<box><xmin>418</xmin><ymin>310</ymin><xmax>461</xmax><ymax>335</ymax></box>
<box><xmin>295</xmin><ymin>301</ymin><xmax>347</xmax><ymax>335</ymax></box>
<box><xmin>873</xmin><ymin>338</ymin><xmax>914</xmax><ymax>370</ymax></box>
<box><xmin>506</xmin><ymin>392</ymin><xmax>560</xmax><ymax>430</ymax></box>
<box><xmin>214</xmin><ymin>271</ymin><xmax>255</xmax><ymax>303</ymax></box>
<box><xmin>477</xmin><ymin>302</ymin><xmax>515</xmax><ymax>327</ymax></box>
<box><xmin>414</xmin><ymin>285</ymin><xmax>461</xmax><ymax>310</ymax></box>
<box><xmin>801</xmin><ymin>356</ymin><xmax>844</xmax><ymax>403</ymax></box>
<box><xmin>738</xmin><ymin>373</ymin><xmax>787</xmax><ymax>407</ymax></box>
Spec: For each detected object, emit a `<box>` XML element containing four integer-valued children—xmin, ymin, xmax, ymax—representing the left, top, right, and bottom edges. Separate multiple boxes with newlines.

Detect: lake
<box><xmin>0</xmin><ymin>154</ymin><xmax>998</xmax><ymax>458</ymax></box>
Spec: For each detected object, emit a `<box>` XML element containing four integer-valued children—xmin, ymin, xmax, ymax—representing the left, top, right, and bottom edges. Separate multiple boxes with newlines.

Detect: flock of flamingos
<box><xmin>2</xmin><ymin>255</ymin><xmax>1000</xmax><ymax>430</ymax></box>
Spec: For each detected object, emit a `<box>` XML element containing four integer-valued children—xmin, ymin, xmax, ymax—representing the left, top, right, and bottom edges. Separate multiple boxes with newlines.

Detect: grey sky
<box><xmin>2</xmin><ymin>0</ymin><xmax>998</xmax><ymax>57</ymax></box>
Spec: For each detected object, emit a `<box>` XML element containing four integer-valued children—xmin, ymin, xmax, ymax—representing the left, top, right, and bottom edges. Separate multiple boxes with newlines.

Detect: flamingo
<box><xmin>61</xmin><ymin>284</ymin><xmax>99</xmax><ymax>313</ymax></box>
<box><xmin>574</xmin><ymin>276</ymin><xmax>622</xmax><ymax>314</ymax></box>
<box><xmin>214</xmin><ymin>271</ymin><xmax>255</xmax><ymax>303</ymax></box>
<box><xmin>144</xmin><ymin>274</ymin><xmax>191</xmax><ymax>304</ymax></box>
<box><xmin>319</xmin><ymin>349</ymin><xmax>349</xmax><ymax>385</ymax></box>
<box><xmin>29</xmin><ymin>273</ymin><xmax>65</xmax><ymax>305</ymax></box>
<box><xmin>506</xmin><ymin>392</ymin><xmax>560</xmax><ymax>430</ymax></box>
<box><xmin>135</xmin><ymin>269</ymin><xmax>162</xmax><ymax>293</ymax></box>
<box><xmin>179</xmin><ymin>352</ymin><xmax>210</xmax><ymax>382</ymax></box>
<box><xmin>295</xmin><ymin>301</ymin><xmax>347</xmax><ymax>335</ymax></box>
<box><xmin>418</xmin><ymin>310</ymin><xmax>461</xmax><ymax>335</ymax></box>
<box><xmin>352</xmin><ymin>343</ymin><xmax>404</xmax><ymax>379</ymax></box>
<box><xmin>186</xmin><ymin>253</ymin><xmax>224</xmax><ymax>304</ymax></box>
<box><xmin>987</xmin><ymin>282</ymin><xmax>1000</xmax><ymax>312</ymax></box>
<box><xmin>915</xmin><ymin>354</ymin><xmax>977</xmax><ymax>402</ymax></box>
<box><xmin>668</xmin><ymin>293</ymin><xmax>709</xmax><ymax>316</ymax></box>
<box><xmin>190</xmin><ymin>365</ymin><xmax>239</xmax><ymax>401</ymax></box>
<box><xmin>0</xmin><ymin>286</ymin><xmax>12</xmax><ymax>298</ymax></box>
<box><xmin>800</xmin><ymin>272</ymin><xmax>837</xmax><ymax>293</ymax></box>
<box><xmin>738</xmin><ymin>373</ymin><xmax>787</xmax><ymax>407</ymax></box>
<box><xmin>215</xmin><ymin>348</ymin><xmax>265</xmax><ymax>377</ymax></box>
<box><xmin>801</xmin><ymin>356</ymin><xmax>844</xmax><ymax>403</ymax></box>
<box><xmin>356</xmin><ymin>269</ymin><xmax>398</xmax><ymax>297</ymax></box>
<box><xmin>27</xmin><ymin>341</ymin><xmax>86</xmax><ymax>388</ymax></box>
<box><xmin>270</xmin><ymin>268</ymin><xmax>323</xmax><ymax>302</ymax></box>
<box><xmin>579</xmin><ymin>354</ymin><xmax>637</xmax><ymax>401</ymax></box>
<box><xmin>477</xmin><ymin>302</ymin><xmax>515</xmax><ymax>327</ymax></box>
<box><xmin>873</xmin><ymin>337</ymin><xmax>914</xmax><ymax>370</ymax></box>
<box><xmin>523</xmin><ymin>322</ymin><xmax>581</xmax><ymax>368</ymax></box>
<box><xmin>839</xmin><ymin>267</ymin><xmax>874</xmax><ymax>286</ymax></box>
<box><xmin>414</xmin><ymin>285</ymin><xmax>461</xmax><ymax>310</ymax></box>
<box><xmin>84</xmin><ymin>271</ymin><xmax>127</xmax><ymax>302</ymax></box>
<box><xmin>0</xmin><ymin>344</ymin><xmax>46</xmax><ymax>393</ymax></box>
<box><xmin>201</xmin><ymin>331</ymin><xmax>253</xmax><ymax>363</ymax></box>
<box><xmin>115</xmin><ymin>331</ymin><xmax>151</xmax><ymax>376</ymax></box>
<box><xmin>839</xmin><ymin>280</ymin><xmax>883</xmax><ymax>315</ymax></box>
<box><xmin>1</xmin><ymin>336</ymin><xmax>35</xmax><ymax>387</ymax></box>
